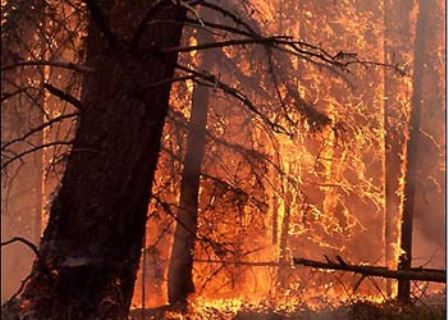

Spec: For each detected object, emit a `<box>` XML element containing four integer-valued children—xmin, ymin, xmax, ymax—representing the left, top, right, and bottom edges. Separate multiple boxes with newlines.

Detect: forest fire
<box><xmin>1</xmin><ymin>0</ymin><xmax>446</xmax><ymax>320</ymax></box>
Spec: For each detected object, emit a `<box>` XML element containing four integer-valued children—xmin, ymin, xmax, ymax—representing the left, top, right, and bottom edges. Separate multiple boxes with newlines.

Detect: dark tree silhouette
<box><xmin>397</xmin><ymin>0</ymin><xmax>434</xmax><ymax>303</ymax></box>
<box><xmin>20</xmin><ymin>2</ymin><xmax>187</xmax><ymax>319</ymax></box>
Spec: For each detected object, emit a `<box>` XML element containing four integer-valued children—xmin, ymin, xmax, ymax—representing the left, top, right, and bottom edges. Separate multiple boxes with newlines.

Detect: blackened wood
<box><xmin>167</xmin><ymin>30</ymin><xmax>214</xmax><ymax>305</ymax></box>
<box><xmin>397</xmin><ymin>0</ymin><xmax>432</xmax><ymax>303</ymax></box>
<box><xmin>21</xmin><ymin>2</ymin><xmax>186</xmax><ymax>319</ymax></box>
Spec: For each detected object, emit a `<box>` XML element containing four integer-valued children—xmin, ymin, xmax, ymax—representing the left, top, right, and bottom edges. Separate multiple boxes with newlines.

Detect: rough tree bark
<box><xmin>167</xmin><ymin>30</ymin><xmax>214</xmax><ymax>305</ymax></box>
<box><xmin>20</xmin><ymin>1</ymin><xmax>186</xmax><ymax>319</ymax></box>
<box><xmin>383</xmin><ymin>0</ymin><xmax>413</xmax><ymax>297</ymax></box>
<box><xmin>397</xmin><ymin>0</ymin><xmax>432</xmax><ymax>304</ymax></box>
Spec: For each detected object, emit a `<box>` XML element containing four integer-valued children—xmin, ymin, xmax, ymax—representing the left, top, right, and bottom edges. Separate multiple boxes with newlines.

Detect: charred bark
<box><xmin>20</xmin><ymin>2</ymin><xmax>186</xmax><ymax>319</ymax></box>
<box><xmin>167</xmin><ymin>31</ymin><xmax>214</xmax><ymax>305</ymax></box>
<box><xmin>383</xmin><ymin>0</ymin><xmax>413</xmax><ymax>297</ymax></box>
<box><xmin>397</xmin><ymin>0</ymin><xmax>432</xmax><ymax>303</ymax></box>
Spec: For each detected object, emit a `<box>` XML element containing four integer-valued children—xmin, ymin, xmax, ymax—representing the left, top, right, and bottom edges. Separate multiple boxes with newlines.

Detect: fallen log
<box><xmin>293</xmin><ymin>257</ymin><xmax>446</xmax><ymax>283</ymax></box>
<box><xmin>193</xmin><ymin>257</ymin><xmax>446</xmax><ymax>283</ymax></box>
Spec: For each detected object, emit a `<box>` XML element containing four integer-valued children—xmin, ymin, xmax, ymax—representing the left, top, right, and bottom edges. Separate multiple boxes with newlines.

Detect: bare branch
<box><xmin>2</xmin><ymin>60</ymin><xmax>93</xmax><ymax>73</ymax></box>
<box><xmin>293</xmin><ymin>257</ymin><xmax>446</xmax><ymax>283</ymax></box>
<box><xmin>1</xmin><ymin>113</ymin><xmax>78</xmax><ymax>151</ymax></box>
<box><xmin>1</xmin><ymin>140</ymin><xmax>74</xmax><ymax>171</ymax></box>
<box><xmin>161</xmin><ymin>36</ymin><xmax>288</xmax><ymax>53</ymax></box>
<box><xmin>175</xmin><ymin>63</ymin><xmax>288</xmax><ymax>134</ymax></box>
<box><xmin>1</xmin><ymin>237</ymin><xmax>39</xmax><ymax>256</ymax></box>
<box><xmin>43</xmin><ymin>83</ymin><xmax>82</xmax><ymax>110</ymax></box>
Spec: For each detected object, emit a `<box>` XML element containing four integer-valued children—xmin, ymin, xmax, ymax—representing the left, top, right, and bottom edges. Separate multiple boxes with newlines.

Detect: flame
<box><xmin>1</xmin><ymin>0</ymin><xmax>444</xmax><ymax>312</ymax></box>
<box><xmin>129</xmin><ymin>0</ymin><xmax>445</xmax><ymax>311</ymax></box>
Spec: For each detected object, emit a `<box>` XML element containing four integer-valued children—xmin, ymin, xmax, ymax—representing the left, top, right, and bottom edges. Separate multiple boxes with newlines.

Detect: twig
<box><xmin>161</xmin><ymin>36</ymin><xmax>289</xmax><ymax>53</ymax></box>
<box><xmin>43</xmin><ymin>83</ymin><xmax>82</xmax><ymax>110</ymax></box>
<box><xmin>1</xmin><ymin>237</ymin><xmax>39</xmax><ymax>256</ymax></box>
<box><xmin>2</xmin><ymin>60</ymin><xmax>93</xmax><ymax>73</ymax></box>
<box><xmin>9</xmin><ymin>273</ymin><xmax>32</xmax><ymax>301</ymax></box>
<box><xmin>1</xmin><ymin>113</ymin><xmax>79</xmax><ymax>151</ymax></box>
<box><xmin>1</xmin><ymin>140</ymin><xmax>74</xmax><ymax>171</ymax></box>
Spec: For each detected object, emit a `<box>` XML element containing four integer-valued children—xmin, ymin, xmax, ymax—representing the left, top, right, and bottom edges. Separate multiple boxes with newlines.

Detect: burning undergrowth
<box><xmin>1</xmin><ymin>0</ymin><xmax>445</xmax><ymax>319</ymax></box>
<box><xmin>128</xmin><ymin>294</ymin><xmax>446</xmax><ymax>320</ymax></box>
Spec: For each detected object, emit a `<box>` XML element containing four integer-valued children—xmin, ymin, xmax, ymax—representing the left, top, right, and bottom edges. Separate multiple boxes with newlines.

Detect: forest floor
<box><xmin>1</xmin><ymin>294</ymin><xmax>445</xmax><ymax>319</ymax></box>
<box><xmin>130</xmin><ymin>294</ymin><xmax>446</xmax><ymax>320</ymax></box>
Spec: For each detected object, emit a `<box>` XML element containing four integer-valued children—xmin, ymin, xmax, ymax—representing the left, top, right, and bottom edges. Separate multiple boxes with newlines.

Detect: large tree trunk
<box><xmin>383</xmin><ymin>0</ymin><xmax>413</xmax><ymax>297</ymax></box>
<box><xmin>167</xmin><ymin>31</ymin><xmax>214</xmax><ymax>305</ymax></box>
<box><xmin>397</xmin><ymin>0</ymin><xmax>432</xmax><ymax>304</ymax></box>
<box><xmin>20</xmin><ymin>2</ymin><xmax>186</xmax><ymax>319</ymax></box>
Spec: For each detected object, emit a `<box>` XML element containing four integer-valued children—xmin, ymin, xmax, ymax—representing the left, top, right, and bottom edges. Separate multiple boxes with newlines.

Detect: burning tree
<box><xmin>0</xmin><ymin>0</ymin><xmax>351</xmax><ymax>318</ymax></box>
<box><xmin>10</xmin><ymin>1</ymin><xmax>186</xmax><ymax>319</ymax></box>
<box><xmin>1</xmin><ymin>0</ymin><xmax>445</xmax><ymax>319</ymax></box>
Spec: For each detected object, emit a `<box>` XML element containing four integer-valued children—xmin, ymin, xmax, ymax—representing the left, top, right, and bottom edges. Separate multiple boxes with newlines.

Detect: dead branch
<box><xmin>193</xmin><ymin>257</ymin><xmax>446</xmax><ymax>283</ymax></box>
<box><xmin>8</xmin><ymin>273</ymin><xmax>32</xmax><ymax>302</ymax></box>
<box><xmin>1</xmin><ymin>59</ymin><xmax>93</xmax><ymax>73</ymax></box>
<box><xmin>1</xmin><ymin>236</ymin><xmax>39</xmax><ymax>256</ymax></box>
<box><xmin>175</xmin><ymin>63</ymin><xmax>288</xmax><ymax>134</ymax></box>
<box><xmin>293</xmin><ymin>257</ymin><xmax>446</xmax><ymax>283</ymax></box>
<box><xmin>1</xmin><ymin>112</ymin><xmax>79</xmax><ymax>151</ymax></box>
<box><xmin>1</xmin><ymin>87</ymin><xmax>33</xmax><ymax>102</ymax></box>
<box><xmin>1</xmin><ymin>140</ymin><xmax>74</xmax><ymax>171</ymax></box>
<box><xmin>199</xmin><ymin>0</ymin><xmax>257</xmax><ymax>35</ymax></box>
<box><xmin>194</xmin><ymin>259</ymin><xmax>279</xmax><ymax>267</ymax></box>
<box><xmin>161</xmin><ymin>36</ymin><xmax>288</xmax><ymax>53</ymax></box>
<box><xmin>43</xmin><ymin>83</ymin><xmax>82</xmax><ymax>110</ymax></box>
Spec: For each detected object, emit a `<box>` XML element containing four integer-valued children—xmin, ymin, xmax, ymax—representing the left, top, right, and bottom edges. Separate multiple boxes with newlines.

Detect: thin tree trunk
<box><xmin>272</xmin><ymin>195</ymin><xmax>278</xmax><ymax>244</ymax></box>
<box><xmin>141</xmin><ymin>234</ymin><xmax>147</xmax><ymax>320</ymax></box>
<box><xmin>1</xmin><ymin>0</ymin><xmax>47</xmax><ymax>298</ymax></box>
<box><xmin>383</xmin><ymin>0</ymin><xmax>413</xmax><ymax>297</ymax></box>
<box><xmin>278</xmin><ymin>164</ymin><xmax>293</xmax><ymax>287</ymax></box>
<box><xmin>21</xmin><ymin>2</ymin><xmax>186</xmax><ymax>319</ymax></box>
<box><xmin>33</xmin><ymin>140</ymin><xmax>43</xmax><ymax>243</ymax></box>
<box><xmin>167</xmin><ymin>31</ymin><xmax>214</xmax><ymax>305</ymax></box>
<box><xmin>278</xmin><ymin>193</ymin><xmax>291</xmax><ymax>287</ymax></box>
<box><xmin>397</xmin><ymin>0</ymin><xmax>432</xmax><ymax>304</ymax></box>
<box><xmin>33</xmin><ymin>3</ymin><xmax>48</xmax><ymax>244</ymax></box>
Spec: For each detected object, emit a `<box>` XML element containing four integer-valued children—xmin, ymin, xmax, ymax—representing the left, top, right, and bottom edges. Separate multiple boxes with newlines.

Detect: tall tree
<box><xmin>397</xmin><ymin>0</ymin><xmax>433</xmax><ymax>303</ymax></box>
<box><xmin>168</xmin><ymin>30</ymin><xmax>214</xmax><ymax>305</ymax></box>
<box><xmin>20</xmin><ymin>1</ymin><xmax>187</xmax><ymax>319</ymax></box>
<box><xmin>1</xmin><ymin>0</ymin><xmax>47</xmax><ymax>299</ymax></box>
<box><xmin>383</xmin><ymin>0</ymin><xmax>413</xmax><ymax>297</ymax></box>
<box><xmin>278</xmin><ymin>164</ymin><xmax>293</xmax><ymax>288</ymax></box>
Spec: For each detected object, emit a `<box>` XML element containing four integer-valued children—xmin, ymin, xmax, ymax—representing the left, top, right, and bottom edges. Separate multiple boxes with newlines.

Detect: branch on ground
<box><xmin>193</xmin><ymin>257</ymin><xmax>446</xmax><ymax>283</ymax></box>
<box><xmin>293</xmin><ymin>256</ymin><xmax>446</xmax><ymax>283</ymax></box>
